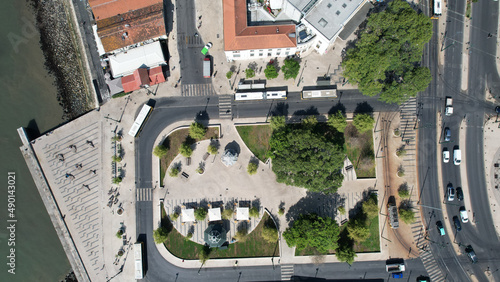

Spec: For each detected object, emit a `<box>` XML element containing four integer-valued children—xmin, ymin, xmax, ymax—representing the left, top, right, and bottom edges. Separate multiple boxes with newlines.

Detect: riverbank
<box><xmin>30</xmin><ymin>0</ymin><xmax>94</xmax><ymax>119</ymax></box>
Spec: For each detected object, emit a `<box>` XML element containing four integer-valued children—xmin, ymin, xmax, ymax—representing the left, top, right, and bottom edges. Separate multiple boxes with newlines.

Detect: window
<box><xmin>286</xmin><ymin>48</ymin><xmax>290</xmax><ymax>50</ymax></box>
<box><xmin>267</xmin><ymin>53</ymin><xmax>272</xmax><ymax>56</ymax></box>
<box><xmin>250</xmin><ymin>53</ymin><xmax>254</xmax><ymax>57</ymax></box>
<box><xmin>318</xmin><ymin>18</ymin><xmax>328</xmax><ymax>27</ymax></box>
<box><xmin>259</xmin><ymin>53</ymin><xmax>263</xmax><ymax>57</ymax></box>
<box><xmin>277</xmin><ymin>53</ymin><xmax>281</xmax><ymax>56</ymax></box>
<box><xmin>285</xmin><ymin>51</ymin><xmax>289</xmax><ymax>55</ymax></box>
<box><xmin>233</xmin><ymin>51</ymin><xmax>240</xmax><ymax>54</ymax></box>
<box><xmin>234</xmin><ymin>54</ymin><xmax>240</xmax><ymax>58</ymax></box>
<box><xmin>268</xmin><ymin>49</ymin><xmax>272</xmax><ymax>51</ymax></box>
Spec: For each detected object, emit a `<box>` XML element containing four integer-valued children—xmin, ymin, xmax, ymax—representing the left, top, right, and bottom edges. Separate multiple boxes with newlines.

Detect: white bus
<box><xmin>134</xmin><ymin>243</ymin><xmax>144</xmax><ymax>280</ymax></box>
<box><xmin>434</xmin><ymin>0</ymin><xmax>442</xmax><ymax>15</ymax></box>
<box><xmin>128</xmin><ymin>104</ymin><xmax>153</xmax><ymax>137</ymax></box>
<box><xmin>234</xmin><ymin>90</ymin><xmax>287</xmax><ymax>101</ymax></box>
<box><xmin>302</xmin><ymin>88</ymin><xmax>337</xmax><ymax>99</ymax></box>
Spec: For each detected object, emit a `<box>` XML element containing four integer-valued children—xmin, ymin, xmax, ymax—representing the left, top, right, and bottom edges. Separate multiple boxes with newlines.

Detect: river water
<box><xmin>0</xmin><ymin>1</ymin><xmax>71</xmax><ymax>281</ymax></box>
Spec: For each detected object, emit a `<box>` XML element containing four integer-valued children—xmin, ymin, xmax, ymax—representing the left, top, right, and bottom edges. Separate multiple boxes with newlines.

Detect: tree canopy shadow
<box><xmin>285</xmin><ymin>192</ymin><xmax>343</xmax><ymax>224</ymax></box>
<box><xmin>354</xmin><ymin>101</ymin><xmax>374</xmax><ymax>115</ymax></box>
<box><xmin>271</xmin><ymin>102</ymin><xmax>289</xmax><ymax>117</ymax></box>
<box><xmin>195</xmin><ymin>110</ymin><xmax>210</xmax><ymax>126</ymax></box>
<box><xmin>328</xmin><ymin>102</ymin><xmax>346</xmax><ymax>115</ymax></box>
<box><xmin>224</xmin><ymin>140</ymin><xmax>240</xmax><ymax>155</ymax></box>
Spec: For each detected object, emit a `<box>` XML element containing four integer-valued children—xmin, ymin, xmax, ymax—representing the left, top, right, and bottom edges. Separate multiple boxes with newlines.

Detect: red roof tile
<box><xmin>223</xmin><ymin>0</ymin><xmax>296</xmax><ymax>51</ymax></box>
<box><xmin>96</xmin><ymin>3</ymin><xmax>166</xmax><ymax>52</ymax></box>
<box><xmin>148</xmin><ymin>66</ymin><xmax>165</xmax><ymax>85</ymax></box>
<box><xmin>89</xmin><ymin>0</ymin><xmax>162</xmax><ymax>20</ymax></box>
<box><xmin>121</xmin><ymin>68</ymin><xmax>149</xmax><ymax>92</ymax></box>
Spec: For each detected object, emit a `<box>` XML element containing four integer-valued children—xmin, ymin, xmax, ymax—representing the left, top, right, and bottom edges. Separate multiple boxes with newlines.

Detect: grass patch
<box><xmin>112</xmin><ymin>92</ymin><xmax>131</xmax><ymax>99</ymax></box>
<box><xmin>236</xmin><ymin>125</ymin><xmax>272</xmax><ymax>161</ymax></box>
<box><xmin>160</xmin><ymin>205</ymin><xmax>279</xmax><ymax>259</ymax></box>
<box><xmin>355</xmin><ymin>214</ymin><xmax>380</xmax><ymax>252</ymax></box>
<box><xmin>159</xmin><ymin>127</ymin><xmax>218</xmax><ymax>186</ymax></box>
<box><xmin>344</xmin><ymin>123</ymin><xmax>375</xmax><ymax>178</ymax></box>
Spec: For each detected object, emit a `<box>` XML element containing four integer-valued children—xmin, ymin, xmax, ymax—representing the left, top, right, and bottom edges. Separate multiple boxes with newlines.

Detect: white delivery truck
<box><xmin>445</xmin><ymin>97</ymin><xmax>453</xmax><ymax>116</ymax></box>
<box><xmin>454</xmin><ymin>149</ymin><xmax>461</xmax><ymax>165</ymax></box>
<box><xmin>203</xmin><ymin>58</ymin><xmax>211</xmax><ymax>78</ymax></box>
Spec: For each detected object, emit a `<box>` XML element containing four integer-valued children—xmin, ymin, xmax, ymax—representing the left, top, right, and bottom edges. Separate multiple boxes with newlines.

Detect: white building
<box><xmin>223</xmin><ymin>0</ymin><xmax>372</xmax><ymax>60</ymax></box>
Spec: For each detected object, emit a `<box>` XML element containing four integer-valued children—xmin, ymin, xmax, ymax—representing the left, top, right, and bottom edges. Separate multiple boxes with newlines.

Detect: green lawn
<box><xmin>356</xmin><ymin>214</ymin><xmax>380</xmax><ymax>252</ymax></box>
<box><xmin>159</xmin><ymin>127</ymin><xmax>219</xmax><ymax>186</ymax></box>
<box><xmin>160</xmin><ymin>203</ymin><xmax>279</xmax><ymax>259</ymax></box>
<box><xmin>236</xmin><ymin>125</ymin><xmax>272</xmax><ymax>162</ymax></box>
<box><xmin>344</xmin><ymin>123</ymin><xmax>376</xmax><ymax>178</ymax></box>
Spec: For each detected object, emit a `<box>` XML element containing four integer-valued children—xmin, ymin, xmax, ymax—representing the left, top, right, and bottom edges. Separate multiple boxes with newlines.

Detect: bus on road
<box><xmin>134</xmin><ymin>242</ymin><xmax>144</xmax><ymax>280</ymax></box>
<box><xmin>128</xmin><ymin>104</ymin><xmax>153</xmax><ymax>137</ymax></box>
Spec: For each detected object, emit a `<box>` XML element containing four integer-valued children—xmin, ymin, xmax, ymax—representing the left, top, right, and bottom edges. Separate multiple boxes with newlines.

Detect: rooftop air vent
<box><xmin>327</xmin><ymin>3</ymin><xmax>332</xmax><ymax>8</ymax></box>
<box><xmin>336</xmin><ymin>10</ymin><xmax>341</xmax><ymax>15</ymax></box>
<box><xmin>318</xmin><ymin>18</ymin><xmax>328</xmax><ymax>27</ymax></box>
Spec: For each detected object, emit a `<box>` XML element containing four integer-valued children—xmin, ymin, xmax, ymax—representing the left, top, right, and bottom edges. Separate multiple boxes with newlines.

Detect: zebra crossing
<box><xmin>136</xmin><ymin>188</ymin><xmax>152</xmax><ymax>202</ymax></box>
<box><xmin>280</xmin><ymin>264</ymin><xmax>294</xmax><ymax>281</ymax></box>
<box><xmin>181</xmin><ymin>83</ymin><xmax>215</xmax><ymax>97</ymax></box>
<box><xmin>219</xmin><ymin>95</ymin><xmax>233</xmax><ymax>119</ymax></box>
<box><xmin>182</xmin><ymin>34</ymin><xmax>203</xmax><ymax>47</ymax></box>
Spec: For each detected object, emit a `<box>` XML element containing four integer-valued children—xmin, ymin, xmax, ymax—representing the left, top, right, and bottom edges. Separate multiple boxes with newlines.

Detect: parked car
<box><xmin>392</xmin><ymin>272</ymin><xmax>403</xmax><ymax>279</ymax></box>
<box><xmin>436</xmin><ymin>221</ymin><xmax>445</xmax><ymax>236</ymax></box>
<box><xmin>447</xmin><ymin>184</ymin><xmax>455</xmax><ymax>201</ymax></box>
<box><xmin>453</xmin><ymin>216</ymin><xmax>462</xmax><ymax>231</ymax></box>
<box><xmin>465</xmin><ymin>245</ymin><xmax>478</xmax><ymax>263</ymax></box>
<box><xmin>444</xmin><ymin>127</ymin><xmax>451</xmax><ymax>141</ymax></box>
<box><xmin>456</xmin><ymin>187</ymin><xmax>464</xmax><ymax>201</ymax></box>
<box><xmin>201</xmin><ymin>42</ymin><xmax>213</xmax><ymax>55</ymax></box>
<box><xmin>454</xmin><ymin>148</ymin><xmax>461</xmax><ymax>165</ymax></box>
<box><xmin>460</xmin><ymin>206</ymin><xmax>469</xmax><ymax>223</ymax></box>
<box><xmin>443</xmin><ymin>149</ymin><xmax>450</xmax><ymax>163</ymax></box>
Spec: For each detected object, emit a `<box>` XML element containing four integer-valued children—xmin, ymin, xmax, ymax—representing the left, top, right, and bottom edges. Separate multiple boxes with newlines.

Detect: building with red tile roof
<box><xmin>89</xmin><ymin>0</ymin><xmax>166</xmax><ymax>53</ymax></box>
<box><xmin>223</xmin><ymin>0</ymin><xmax>297</xmax><ymax>61</ymax></box>
<box><xmin>121</xmin><ymin>67</ymin><xmax>165</xmax><ymax>93</ymax></box>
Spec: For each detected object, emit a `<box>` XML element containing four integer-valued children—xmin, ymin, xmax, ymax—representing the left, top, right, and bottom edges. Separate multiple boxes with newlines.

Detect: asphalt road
<box><xmin>72</xmin><ymin>0</ymin><xmax>110</xmax><ymax>102</ymax></box>
<box><xmin>134</xmin><ymin>95</ymin><xmax>429</xmax><ymax>281</ymax></box>
<box><xmin>175</xmin><ymin>0</ymin><xmax>211</xmax><ymax>85</ymax></box>
<box><xmin>418</xmin><ymin>0</ymin><xmax>500</xmax><ymax>280</ymax></box>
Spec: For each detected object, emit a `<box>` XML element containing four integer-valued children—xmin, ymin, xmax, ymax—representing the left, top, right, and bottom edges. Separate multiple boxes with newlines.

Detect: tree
<box><xmin>399</xmin><ymin>206</ymin><xmax>416</xmax><ymax>224</ymax></box>
<box><xmin>245</xmin><ymin>68</ymin><xmax>255</xmax><ymax>78</ymax></box>
<box><xmin>169</xmin><ymin>167</ymin><xmax>179</xmax><ymax>177</ymax></box>
<box><xmin>194</xmin><ymin>208</ymin><xmax>208</xmax><ymax>221</ymax></box>
<box><xmin>362</xmin><ymin>196</ymin><xmax>378</xmax><ymax>219</ymax></box>
<box><xmin>396</xmin><ymin>148</ymin><xmax>407</xmax><ymax>157</ymax></box>
<box><xmin>247</xmin><ymin>162</ymin><xmax>258</xmax><ymax>175</ymax></box>
<box><xmin>282</xmin><ymin>58</ymin><xmax>300</xmax><ymax>80</ymax></box>
<box><xmin>153</xmin><ymin>227</ymin><xmax>169</xmax><ymax>243</ymax></box>
<box><xmin>207</xmin><ymin>144</ymin><xmax>218</xmax><ymax>155</ymax></box>
<box><xmin>338</xmin><ymin>206</ymin><xmax>346</xmax><ymax>215</ymax></box>
<box><xmin>261</xmin><ymin>223</ymin><xmax>278</xmax><ymax>243</ymax></box>
<box><xmin>226</xmin><ymin>71</ymin><xmax>233</xmax><ymax>79</ymax></box>
<box><xmin>302</xmin><ymin>116</ymin><xmax>318</xmax><ymax>127</ymax></box>
<box><xmin>116</xmin><ymin>229</ymin><xmax>124</xmax><ymax>239</ymax></box>
<box><xmin>222</xmin><ymin>208</ymin><xmax>233</xmax><ymax>220</ymax></box>
<box><xmin>283</xmin><ymin>213</ymin><xmax>339</xmax><ymax>253</ymax></box>
<box><xmin>270</xmin><ymin>115</ymin><xmax>286</xmax><ymax>131</ymax></box>
<box><xmin>199</xmin><ymin>245</ymin><xmax>211</xmax><ymax>263</ymax></box>
<box><xmin>269</xmin><ymin>125</ymin><xmax>345</xmax><ymax>193</ymax></box>
<box><xmin>336</xmin><ymin>244</ymin><xmax>357</xmax><ymax>265</ymax></box>
<box><xmin>353</xmin><ymin>114</ymin><xmax>375</xmax><ymax>133</ymax></box>
<box><xmin>189</xmin><ymin>122</ymin><xmax>207</xmax><ymax>140</ymax></box>
<box><xmin>153</xmin><ymin>144</ymin><xmax>168</xmax><ymax>157</ymax></box>
<box><xmin>112</xmin><ymin>135</ymin><xmax>122</xmax><ymax>142</ymax></box>
<box><xmin>264</xmin><ymin>64</ymin><xmax>279</xmax><ymax>79</ymax></box>
<box><xmin>112</xmin><ymin>155</ymin><xmax>122</xmax><ymax>163</ymax></box>
<box><xmin>180</xmin><ymin>142</ymin><xmax>193</xmax><ymax>157</ymax></box>
<box><xmin>234</xmin><ymin>227</ymin><xmax>248</xmax><ymax>242</ymax></box>
<box><xmin>249</xmin><ymin>206</ymin><xmax>260</xmax><ymax>218</ymax></box>
<box><xmin>342</xmin><ymin>0</ymin><xmax>433</xmax><ymax>104</ymax></box>
<box><xmin>347</xmin><ymin>219</ymin><xmax>371</xmax><ymax>242</ymax></box>
<box><xmin>278</xmin><ymin>208</ymin><xmax>285</xmax><ymax>216</ymax></box>
<box><xmin>185</xmin><ymin>232</ymin><xmax>193</xmax><ymax>241</ymax></box>
<box><xmin>328</xmin><ymin>111</ymin><xmax>347</xmax><ymax>133</ymax></box>
<box><xmin>170</xmin><ymin>213</ymin><xmax>179</xmax><ymax>221</ymax></box>
<box><xmin>398</xmin><ymin>189</ymin><xmax>410</xmax><ymax>198</ymax></box>
<box><xmin>112</xmin><ymin>177</ymin><xmax>122</xmax><ymax>184</ymax></box>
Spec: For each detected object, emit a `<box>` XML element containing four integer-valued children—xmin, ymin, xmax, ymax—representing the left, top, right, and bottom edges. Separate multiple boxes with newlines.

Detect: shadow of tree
<box><xmin>328</xmin><ymin>102</ymin><xmax>346</xmax><ymax>115</ymax></box>
<box><xmin>285</xmin><ymin>192</ymin><xmax>343</xmax><ymax>224</ymax></box>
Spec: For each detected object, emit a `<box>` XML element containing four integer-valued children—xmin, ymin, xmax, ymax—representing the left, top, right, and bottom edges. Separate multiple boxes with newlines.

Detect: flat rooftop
<box><xmin>304</xmin><ymin>0</ymin><xmax>365</xmax><ymax>40</ymax></box>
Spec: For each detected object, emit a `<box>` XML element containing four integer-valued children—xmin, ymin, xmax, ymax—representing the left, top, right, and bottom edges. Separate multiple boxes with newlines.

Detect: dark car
<box><xmin>465</xmin><ymin>245</ymin><xmax>478</xmax><ymax>263</ymax></box>
<box><xmin>456</xmin><ymin>187</ymin><xmax>464</xmax><ymax>201</ymax></box>
<box><xmin>453</xmin><ymin>216</ymin><xmax>462</xmax><ymax>231</ymax></box>
<box><xmin>444</xmin><ymin>127</ymin><xmax>451</xmax><ymax>141</ymax></box>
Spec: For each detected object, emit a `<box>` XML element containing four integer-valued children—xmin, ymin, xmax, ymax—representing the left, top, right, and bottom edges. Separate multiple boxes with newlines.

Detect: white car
<box><xmin>460</xmin><ymin>207</ymin><xmax>469</xmax><ymax>223</ymax></box>
<box><xmin>443</xmin><ymin>150</ymin><xmax>450</xmax><ymax>163</ymax></box>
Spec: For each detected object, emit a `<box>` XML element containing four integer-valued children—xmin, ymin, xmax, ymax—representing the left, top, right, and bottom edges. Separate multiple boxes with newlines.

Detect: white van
<box><xmin>454</xmin><ymin>149</ymin><xmax>461</xmax><ymax>165</ymax></box>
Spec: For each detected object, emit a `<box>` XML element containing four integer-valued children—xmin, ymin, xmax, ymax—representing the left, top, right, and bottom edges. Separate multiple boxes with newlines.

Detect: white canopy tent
<box><xmin>236</xmin><ymin>207</ymin><xmax>249</xmax><ymax>221</ymax></box>
<box><xmin>208</xmin><ymin>207</ymin><xmax>222</xmax><ymax>222</ymax></box>
<box><xmin>181</xmin><ymin>208</ymin><xmax>195</xmax><ymax>223</ymax></box>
